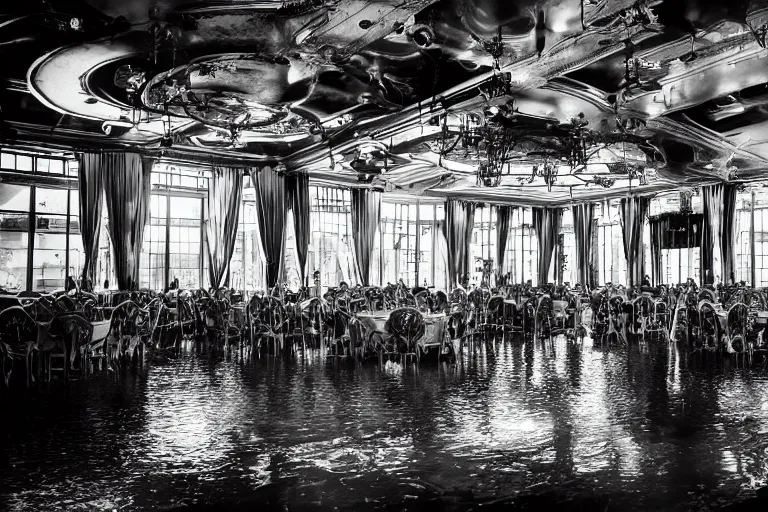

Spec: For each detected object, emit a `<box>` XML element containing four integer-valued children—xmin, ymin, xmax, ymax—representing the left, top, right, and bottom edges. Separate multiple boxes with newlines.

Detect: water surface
<box><xmin>2</xmin><ymin>339</ymin><xmax>768</xmax><ymax>511</ymax></box>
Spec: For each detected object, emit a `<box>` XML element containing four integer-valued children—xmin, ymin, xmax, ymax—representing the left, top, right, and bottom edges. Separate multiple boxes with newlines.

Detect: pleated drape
<box><xmin>351</xmin><ymin>188</ymin><xmax>381</xmax><ymax>286</ymax></box>
<box><xmin>495</xmin><ymin>205</ymin><xmax>511</xmax><ymax>277</ymax></box>
<box><xmin>206</xmin><ymin>166</ymin><xmax>242</xmax><ymax>289</ymax></box>
<box><xmin>701</xmin><ymin>184</ymin><xmax>722</xmax><ymax>284</ymax></box>
<box><xmin>572</xmin><ymin>203</ymin><xmax>594</xmax><ymax>288</ymax></box>
<box><xmin>702</xmin><ymin>183</ymin><xmax>738</xmax><ymax>284</ymax></box>
<box><xmin>76</xmin><ymin>153</ymin><xmax>104</xmax><ymax>286</ymax></box>
<box><xmin>533</xmin><ymin>207</ymin><xmax>562</xmax><ymax>286</ymax></box>
<box><xmin>102</xmin><ymin>153</ymin><xmax>151</xmax><ymax>290</ymax></box>
<box><xmin>649</xmin><ymin>218</ymin><xmax>664</xmax><ymax>285</ymax></box>
<box><xmin>721</xmin><ymin>185</ymin><xmax>738</xmax><ymax>284</ymax></box>
<box><xmin>619</xmin><ymin>196</ymin><xmax>649</xmax><ymax>287</ymax></box>
<box><xmin>251</xmin><ymin>166</ymin><xmax>287</xmax><ymax>288</ymax></box>
<box><xmin>288</xmin><ymin>173</ymin><xmax>311</xmax><ymax>285</ymax></box>
<box><xmin>443</xmin><ymin>199</ymin><xmax>475</xmax><ymax>288</ymax></box>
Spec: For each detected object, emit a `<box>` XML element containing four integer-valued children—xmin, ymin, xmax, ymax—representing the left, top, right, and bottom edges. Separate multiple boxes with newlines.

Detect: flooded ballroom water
<box><xmin>2</xmin><ymin>339</ymin><xmax>768</xmax><ymax>511</ymax></box>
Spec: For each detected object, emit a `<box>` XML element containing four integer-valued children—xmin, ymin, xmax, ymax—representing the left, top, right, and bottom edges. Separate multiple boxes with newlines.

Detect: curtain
<box><xmin>435</xmin><ymin>220</ymin><xmax>449</xmax><ymax>287</ymax></box>
<box><xmin>649</xmin><ymin>218</ymin><xmax>664</xmax><ymax>286</ymax></box>
<box><xmin>495</xmin><ymin>205</ymin><xmax>511</xmax><ymax>278</ymax></box>
<box><xmin>702</xmin><ymin>183</ymin><xmax>738</xmax><ymax>284</ymax></box>
<box><xmin>721</xmin><ymin>184</ymin><xmax>738</xmax><ymax>284</ymax></box>
<box><xmin>701</xmin><ymin>184</ymin><xmax>721</xmax><ymax>284</ymax></box>
<box><xmin>287</xmin><ymin>173</ymin><xmax>311</xmax><ymax>286</ymax></box>
<box><xmin>572</xmin><ymin>203</ymin><xmax>594</xmax><ymax>288</ymax></box>
<box><xmin>76</xmin><ymin>152</ymin><xmax>104</xmax><ymax>286</ymax></box>
<box><xmin>251</xmin><ymin>166</ymin><xmax>287</xmax><ymax>288</ymax></box>
<box><xmin>533</xmin><ymin>207</ymin><xmax>562</xmax><ymax>286</ymax></box>
<box><xmin>619</xmin><ymin>196</ymin><xmax>649</xmax><ymax>287</ymax></box>
<box><xmin>102</xmin><ymin>153</ymin><xmax>151</xmax><ymax>290</ymax></box>
<box><xmin>351</xmin><ymin>188</ymin><xmax>381</xmax><ymax>286</ymax></box>
<box><xmin>206</xmin><ymin>166</ymin><xmax>242</xmax><ymax>289</ymax></box>
<box><xmin>443</xmin><ymin>199</ymin><xmax>475</xmax><ymax>288</ymax></box>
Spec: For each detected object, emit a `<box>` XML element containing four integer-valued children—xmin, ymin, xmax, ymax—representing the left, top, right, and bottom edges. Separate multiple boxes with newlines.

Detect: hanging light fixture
<box><xmin>532</xmin><ymin>157</ymin><xmax>559</xmax><ymax>191</ymax></box>
<box><xmin>160</xmin><ymin>106</ymin><xmax>173</xmax><ymax>147</ymax></box>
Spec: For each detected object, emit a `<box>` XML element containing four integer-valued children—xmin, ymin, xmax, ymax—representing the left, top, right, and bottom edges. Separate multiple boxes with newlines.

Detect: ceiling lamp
<box><xmin>680</xmin><ymin>190</ymin><xmax>694</xmax><ymax>214</ymax></box>
<box><xmin>591</xmin><ymin>175</ymin><xmax>616</xmax><ymax>188</ymax></box>
<box><xmin>532</xmin><ymin>158</ymin><xmax>559</xmax><ymax>192</ymax></box>
<box><xmin>160</xmin><ymin>107</ymin><xmax>173</xmax><ymax>148</ymax></box>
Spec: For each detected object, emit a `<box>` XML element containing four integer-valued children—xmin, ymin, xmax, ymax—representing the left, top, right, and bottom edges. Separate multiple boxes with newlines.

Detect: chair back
<box><xmin>386</xmin><ymin>307</ymin><xmax>425</xmax><ymax>343</ymax></box>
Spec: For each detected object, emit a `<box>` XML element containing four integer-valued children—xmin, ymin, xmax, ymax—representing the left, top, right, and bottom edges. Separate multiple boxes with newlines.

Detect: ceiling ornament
<box><xmin>680</xmin><ymin>190</ymin><xmax>694</xmax><ymax>214</ymax></box>
<box><xmin>747</xmin><ymin>1</ymin><xmax>768</xmax><ymax>48</ymax></box>
<box><xmin>532</xmin><ymin>157</ymin><xmax>559</xmax><ymax>192</ymax></box>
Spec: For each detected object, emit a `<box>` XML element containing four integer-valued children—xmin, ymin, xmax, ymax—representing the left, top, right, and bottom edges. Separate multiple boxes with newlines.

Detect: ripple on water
<box><xmin>2</xmin><ymin>339</ymin><xmax>768</xmax><ymax>510</ymax></box>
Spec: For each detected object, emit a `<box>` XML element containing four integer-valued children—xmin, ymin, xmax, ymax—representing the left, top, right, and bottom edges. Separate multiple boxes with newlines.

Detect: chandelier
<box><xmin>558</xmin><ymin>113</ymin><xmax>590</xmax><ymax>170</ymax></box>
<box><xmin>680</xmin><ymin>190</ymin><xmax>694</xmax><ymax>214</ymax></box>
<box><xmin>532</xmin><ymin>158</ymin><xmax>559</xmax><ymax>191</ymax></box>
<box><xmin>591</xmin><ymin>175</ymin><xmax>616</xmax><ymax>188</ymax></box>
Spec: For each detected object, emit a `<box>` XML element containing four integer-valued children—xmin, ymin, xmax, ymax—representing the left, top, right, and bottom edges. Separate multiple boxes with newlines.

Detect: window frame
<box><xmin>0</xmin><ymin>149</ymin><xmax>76</xmax><ymax>292</ymax></box>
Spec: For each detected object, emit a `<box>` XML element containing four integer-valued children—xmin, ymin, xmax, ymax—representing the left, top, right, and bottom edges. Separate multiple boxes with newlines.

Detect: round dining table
<box><xmin>356</xmin><ymin>310</ymin><xmax>447</xmax><ymax>351</ymax></box>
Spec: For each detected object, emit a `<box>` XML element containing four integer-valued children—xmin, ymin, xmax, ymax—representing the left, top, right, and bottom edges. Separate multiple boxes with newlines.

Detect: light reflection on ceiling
<box><xmin>4</xmin><ymin>1</ymin><xmax>768</xmax><ymax>205</ymax></box>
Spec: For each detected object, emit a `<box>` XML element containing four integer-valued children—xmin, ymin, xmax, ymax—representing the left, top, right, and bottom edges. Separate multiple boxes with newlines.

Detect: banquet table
<box><xmin>356</xmin><ymin>310</ymin><xmax>447</xmax><ymax>350</ymax></box>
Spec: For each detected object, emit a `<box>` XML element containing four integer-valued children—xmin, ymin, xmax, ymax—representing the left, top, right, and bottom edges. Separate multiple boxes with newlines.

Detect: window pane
<box><xmin>16</xmin><ymin>155</ymin><xmax>33</xmax><ymax>172</ymax></box>
<box><xmin>0</xmin><ymin>231</ymin><xmax>28</xmax><ymax>291</ymax></box>
<box><xmin>32</xmin><ymin>232</ymin><xmax>68</xmax><ymax>291</ymax></box>
<box><xmin>0</xmin><ymin>184</ymin><xmax>31</xmax><ymax>212</ymax></box>
<box><xmin>141</xmin><ymin>194</ymin><xmax>167</xmax><ymax>290</ymax></box>
<box><xmin>1</xmin><ymin>153</ymin><xmax>15</xmax><ymax>170</ymax></box>
<box><xmin>49</xmin><ymin>159</ymin><xmax>64</xmax><ymax>175</ymax></box>
<box><xmin>37</xmin><ymin>158</ymin><xmax>50</xmax><ymax>173</ymax></box>
<box><xmin>168</xmin><ymin>196</ymin><xmax>201</xmax><ymax>289</ymax></box>
<box><xmin>310</xmin><ymin>186</ymin><xmax>354</xmax><ymax>291</ymax></box>
<box><xmin>282</xmin><ymin>209</ymin><xmax>301</xmax><ymax>291</ymax></box>
<box><xmin>35</xmin><ymin>187</ymin><xmax>69</xmax><ymax>214</ymax></box>
<box><xmin>418</xmin><ymin>210</ymin><xmax>433</xmax><ymax>287</ymax></box>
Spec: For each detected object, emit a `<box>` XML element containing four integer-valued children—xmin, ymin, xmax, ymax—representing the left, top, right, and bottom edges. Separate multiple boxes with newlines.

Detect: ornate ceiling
<box><xmin>3</xmin><ymin>0</ymin><xmax>768</xmax><ymax>205</ymax></box>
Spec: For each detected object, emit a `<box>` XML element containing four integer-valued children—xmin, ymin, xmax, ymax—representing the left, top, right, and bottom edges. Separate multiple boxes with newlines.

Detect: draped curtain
<box><xmin>102</xmin><ymin>153</ymin><xmax>151</xmax><ymax>290</ymax></box>
<box><xmin>619</xmin><ymin>196</ymin><xmax>649</xmax><ymax>287</ymax></box>
<box><xmin>533</xmin><ymin>207</ymin><xmax>562</xmax><ymax>286</ymax></box>
<box><xmin>251</xmin><ymin>166</ymin><xmax>287</xmax><ymax>289</ymax></box>
<box><xmin>76</xmin><ymin>152</ymin><xmax>104</xmax><ymax>286</ymax></box>
<box><xmin>288</xmin><ymin>173</ymin><xmax>310</xmax><ymax>285</ymax></box>
<box><xmin>443</xmin><ymin>199</ymin><xmax>475</xmax><ymax>288</ymax></box>
<box><xmin>649</xmin><ymin>218</ymin><xmax>664</xmax><ymax>286</ymax></box>
<box><xmin>495</xmin><ymin>205</ymin><xmax>511</xmax><ymax>278</ymax></box>
<box><xmin>571</xmin><ymin>203</ymin><xmax>594</xmax><ymax>288</ymax></box>
<box><xmin>206</xmin><ymin>166</ymin><xmax>242</xmax><ymax>289</ymax></box>
<box><xmin>702</xmin><ymin>183</ymin><xmax>738</xmax><ymax>284</ymax></box>
<box><xmin>351</xmin><ymin>188</ymin><xmax>381</xmax><ymax>286</ymax></box>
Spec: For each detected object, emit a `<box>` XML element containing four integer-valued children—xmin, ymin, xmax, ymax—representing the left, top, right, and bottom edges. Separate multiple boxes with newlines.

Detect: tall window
<box><xmin>561</xmin><ymin>209</ymin><xmax>577</xmax><ymax>286</ymax></box>
<box><xmin>140</xmin><ymin>194</ymin><xmax>167</xmax><ymax>291</ymax></box>
<box><xmin>596</xmin><ymin>201</ymin><xmax>627</xmax><ymax>286</ymax></box>
<box><xmin>378</xmin><ymin>199</ymin><xmax>447</xmax><ymax>288</ymax></box>
<box><xmin>0</xmin><ymin>149</ymin><xmax>77</xmax><ymax>292</ymax></box>
<box><xmin>505</xmin><ymin>207</ymin><xmax>538</xmax><ymax>285</ymax></box>
<box><xmin>32</xmin><ymin>188</ymin><xmax>73</xmax><ymax>292</ymax></box>
<box><xmin>309</xmin><ymin>187</ymin><xmax>355</xmax><ymax>289</ymax></box>
<box><xmin>470</xmin><ymin>205</ymin><xmax>496</xmax><ymax>285</ymax></box>
<box><xmin>381</xmin><ymin>202</ymin><xmax>418</xmax><ymax>286</ymax></box>
<box><xmin>416</xmin><ymin>202</ymin><xmax>446</xmax><ymax>289</ymax></box>
<box><xmin>753</xmin><ymin>194</ymin><xmax>768</xmax><ymax>286</ymax></box>
<box><xmin>169</xmin><ymin>196</ymin><xmax>203</xmax><ymax>288</ymax></box>
<box><xmin>0</xmin><ymin>183</ymin><xmax>31</xmax><ymax>291</ymax></box>
<box><xmin>731</xmin><ymin>190</ymin><xmax>752</xmax><ymax>284</ymax></box>
<box><xmin>282</xmin><ymin>209</ymin><xmax>302</xmax><ymax>290</ymax></box>
<box><xmin>661</xmin><ymin>247</ymin><xmax>700</xmax><ymax>285</ymax></box>
<box><xmin>232</xmin><ymin>182</ymin><xmax>267</xmax><ymax>292</ymax></box>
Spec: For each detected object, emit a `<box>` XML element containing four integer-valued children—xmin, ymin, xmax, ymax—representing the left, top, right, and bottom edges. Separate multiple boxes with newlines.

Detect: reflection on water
<box><xmin>2</xmin><ymin>338</ymin><xmax>768</xmax><ymax>510</ymax></box>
